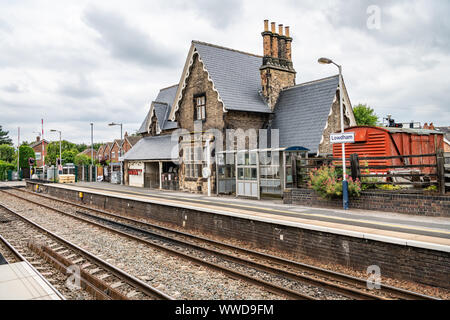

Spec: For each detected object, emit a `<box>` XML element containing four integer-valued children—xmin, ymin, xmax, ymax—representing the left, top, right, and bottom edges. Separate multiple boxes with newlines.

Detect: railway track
<box><xmin>1</xmin><ymin>188</ymin><xmax>322</xmax><ymax>300</ymax></box>
<box><xmin>6</xmin><ymin>187</ymin><xmax>439</xmax><ymax>300</ymax></box>
<box><xmin>0</xmin><ymin>225</ymin><xmax>66</xmax><ymax>300</ymax></box>
<box><xmin>0</xmin><ymin>199</ymin><xmax>173</xmax><ymax>300</ymax></box>
<box><xmin>0</xmin><ymin>232</ymin><xmax>23</xmax><ymax>264</ymax></box>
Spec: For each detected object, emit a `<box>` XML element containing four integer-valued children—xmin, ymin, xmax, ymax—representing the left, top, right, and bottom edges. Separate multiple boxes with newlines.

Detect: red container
<box><xmin>332</xmin><ymin>126</ymin><xmax>444</xmax><ymax>175</ymax></box>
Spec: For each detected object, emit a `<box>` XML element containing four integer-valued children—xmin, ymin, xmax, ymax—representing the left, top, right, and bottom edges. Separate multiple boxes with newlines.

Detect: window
<box><xmin>112</xmin><ymin>151</ymin><xmax>115</xmax><ymax>159</ymax></box>
<box><xmin>183</xmin><ymin>145</ymin><xmax>205</xmax><ymax>179</ymax></box>
<box><xmin>194</xmin><ymin>95</ymin><xmax>206</xmax><ymax>121</ymax></box>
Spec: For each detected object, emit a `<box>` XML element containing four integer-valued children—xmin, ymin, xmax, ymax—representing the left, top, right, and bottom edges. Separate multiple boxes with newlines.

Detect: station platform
<box><xmin>41</xmin><ymin>182</ymin><xmax>450</xmax><ymax>252</ymax></box>
<box><xmin>0</xmin><ymin>261</ymin><xmax>62</xmax><ymax>300</ymax></box>
<box><xmin>0</xmin><ymin>181</ymin><xmax>26</xmax><ymax>189</ymax></box>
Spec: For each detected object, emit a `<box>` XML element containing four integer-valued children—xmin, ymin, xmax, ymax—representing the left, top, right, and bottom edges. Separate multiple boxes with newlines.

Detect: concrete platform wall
<box><xmin>28</xmin><ymin>182</ymin><xmax>450</xmax><ymax>290</ymax></box>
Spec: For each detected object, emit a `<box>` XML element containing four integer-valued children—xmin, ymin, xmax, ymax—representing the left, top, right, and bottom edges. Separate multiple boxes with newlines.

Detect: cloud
<box><xmin>0</xmin><ymin>18</ymin><xmax>12</xmax><ymax>33</ymax></box>
<box><xmin>179</xmin><ymin>0</ymin><xmax>244</xmax><ymax>29</ymax></box>
<box><xmin>82</xmin><ymin>6</ymin><xmax>177</xmax><ymax>68</ymax></box>
<box><xmin>2</xmin><ymin>83</ymin><xmax>25</xmax><ymax>93</ymax></box>
<box><xmin>0</xmin><ymin>0</ymin><xmax>449</xmax><ymax>146</ymax></box>
<box><xmin>325</xmin><ymin>0</ymin><xmax>450</xmax><ymax>53</ymax></box>
<box><xmin>58</xmin><ymin>74</ymin><xmax>102</xmax><ymax>99</ymax></box>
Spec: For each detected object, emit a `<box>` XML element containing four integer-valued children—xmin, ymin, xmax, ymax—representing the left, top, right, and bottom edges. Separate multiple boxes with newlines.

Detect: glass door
<box><xmin>236</xmin><ymin>151</ymin><xmax>259</xmax><ymax>198</ymax></box>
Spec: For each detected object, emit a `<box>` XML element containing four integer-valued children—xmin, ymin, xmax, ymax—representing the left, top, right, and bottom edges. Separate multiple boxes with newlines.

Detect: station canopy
<box><xmin>123</xmin><ymin>135</ymin><xmax>179</xmax><ymax>161</ymax></box>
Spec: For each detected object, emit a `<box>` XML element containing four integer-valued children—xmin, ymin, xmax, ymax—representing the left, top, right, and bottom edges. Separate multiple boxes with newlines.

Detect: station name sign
<box><xmin>330</xmin><ymin>132</ymin><xmax>355</xmax><ymax>144</ymax></box>
<box><xmin>128</xmin><ymin>169</ymin><xmax>142</xmax><ymax>175</ymax></box>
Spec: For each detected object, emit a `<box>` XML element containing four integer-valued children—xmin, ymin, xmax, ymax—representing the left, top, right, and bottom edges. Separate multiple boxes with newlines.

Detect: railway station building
<box><xmin>123</xmin><ymin>20</ymin><xmax>356</xmax><ymax>197</ymax></box>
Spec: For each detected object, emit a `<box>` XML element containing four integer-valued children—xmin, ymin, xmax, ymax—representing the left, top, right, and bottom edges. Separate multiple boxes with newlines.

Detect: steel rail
<box><xmin>0</xmin><ymin>233</ymin><xmax>66</xmax><ymax>300</ymax></box>
<box><xmin>3</xmin><ymin>189</ymin><xmax>314</xmax><ymax>300</ymax></box>
<box><xmin>15</xmin><ymin>186</ymin><xmax>441</xmax><ymax>300</ymax></box>
<box><xmin>0</xmin><ymin>200</ymin><xmax>173</xmax><ymax>300</ymax></box>
<box><xmin>0</xmin><ymin>233</ymin><xmax>23</xmax><ymax>264</ymax></box>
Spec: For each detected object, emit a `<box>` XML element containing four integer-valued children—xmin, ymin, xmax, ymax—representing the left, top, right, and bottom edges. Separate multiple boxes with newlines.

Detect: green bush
<box><xmin>0</xmin><ymin>144</ymin><xmax>15</xmax><ymax>162</ymax></box>
<box><xmin>308</xmin><ymin>165</ymin><xmax>361</xmax><ymax>199</ymax></box>
<box><xmin>0</xmin><ymin>160</ymin><xmax>15</xmax><ymax>180</ymax></box>
<box><xmin>18</xmin><ymin>145</ymin><xmax>35</xmax><ymax>169</ymax></box>
<box><xmin>74</xmin><ymin>154</ymin><xmax>91</xmax><ymax>166</ymax></box>
<box><xmin>424</xmin><ymin>185</ymin><xmax>437</xmax><ymax>192</ymax></box>
<box><xmin>376</xmin><ymin>184</ymin><xmax>402</xmax><ymax>191</ymax></box>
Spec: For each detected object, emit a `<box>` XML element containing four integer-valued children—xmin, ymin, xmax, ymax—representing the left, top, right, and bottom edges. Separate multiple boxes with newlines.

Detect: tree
<box><xmin>76</xmin><ymin>143</ymin><xmax>88</xmax><ymax>153</ymax></box>
<box><xmin>92</xmin><ymin>142</ymin><xmax>103</xmax><ymax>151</ymax></box>
<box><xmin>18</xmin><ymin>145</ymin><xmax>35</xmax><ymax>169</ymax></box>
<box><xmin>61</xmin><ymin>149</ymin><xmax>78</xmax><ymax>165</ymax></box>
<box><xmin>0</xmin><ymin>126</ymin><xmax>12</xmax><ymax>145</ymax></box>
<box><xmin>0</xmin><ymin>144</ymin><xmax>15</xmax><ymax>162</ymax></box>
<box><xmin>74</xmin><ymin>154</ymin><xmax>91</xmax><ymax>166</ymax></box>
<box><xmin>46</xmin><ymin>140</ymin><xmax>77</xmax><ymax>165</ymax></box>
<box><xmin>353</xmin><ymin>104</ymin><xmax>379</xmax><ymax>126</ymax></box>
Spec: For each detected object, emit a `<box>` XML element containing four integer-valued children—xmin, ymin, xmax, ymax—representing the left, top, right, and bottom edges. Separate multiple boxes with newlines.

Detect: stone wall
<box><xmin>176</xmin><ymin>53</ymin><xmax>225</xmax><ymax>132</ymax></box>
<box><xmin>284</xmin><ymin>188</ymin><xmax>450</xmax><ymax>217</ymax></box>
<box><xmin>318</xmin><ymin>94</ymin><xmax>352</xmax><ymax>155</ymax></box>
<box><xmin>260</xmin><ymin>67</ymin><xmax>295</xmax><ymax>110</ymax></box>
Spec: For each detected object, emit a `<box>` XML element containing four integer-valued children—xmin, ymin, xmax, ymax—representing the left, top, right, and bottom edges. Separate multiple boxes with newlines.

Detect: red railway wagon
<box><xmin>332</xmin><ymin>126</ymin><xmax>444</xmax><ymax>175</ymax></box>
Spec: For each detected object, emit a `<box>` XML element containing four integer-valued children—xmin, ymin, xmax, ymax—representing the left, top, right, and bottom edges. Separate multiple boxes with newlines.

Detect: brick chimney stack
<box><xmin>260</xmin><ymin>20</ymin><xmax>296</xmax><ymax>110</ymax></box>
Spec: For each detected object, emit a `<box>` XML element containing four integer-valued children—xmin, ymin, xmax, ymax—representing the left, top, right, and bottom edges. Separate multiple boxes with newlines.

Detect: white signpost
<box><xmin>330</xmin><ymin>132</ymin><xmax>355</xmax><ymax>144</ymax></box>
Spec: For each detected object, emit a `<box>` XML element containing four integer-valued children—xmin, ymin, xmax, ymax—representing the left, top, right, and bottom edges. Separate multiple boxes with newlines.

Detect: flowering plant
<box><xmin>308</xmin><ymin>165</ymin><xmax>361</xmax><ymax>199</ymax></box>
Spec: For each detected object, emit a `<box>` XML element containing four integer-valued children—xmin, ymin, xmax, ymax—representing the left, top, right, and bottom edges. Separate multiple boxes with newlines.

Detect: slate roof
<box><xmin>125</xmin><ymin>135</ymin><xmax>141</xmax><ymax>146</ymax></box>
<box><xmin>153</xmin><ymin>102</ymin><xmax>177</xmax><ymax>131</ymax></box>
<box><xmin>29</xmin><ymin>139</ymin><xmax>49</xmax><ymax>148</ymax></box>
<box><xmin>271</xmin><ymin>75</ymin><xmax>340</xmax><ymax>154</ymax></box>
<box><xmin>78</xmin><ymin>148</ymin><xmax>97</xmax><ymax>157</ymax></box>
<box><xmin>137</xmin><ymin>85</ymin><xmax>179</xmax><ymax>134</ymax></box>
<box><xmin>123</xmin><ymin>135</ymin><xmax>178</xmax><ymax>161</ymax></box>
<box><xmin>193</xmin><ymin>41</ymin><xmax>271</xmax><ymax>113</ymax></box>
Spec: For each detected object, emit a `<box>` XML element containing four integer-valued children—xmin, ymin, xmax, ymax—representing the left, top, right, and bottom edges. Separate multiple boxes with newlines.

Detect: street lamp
<box><xmin>108</xmin><ymin>122</ymin><xmax>123</xmax><ymax>185</ymax></box>
<box><xmin>90</xmin><ymin>123</ymin><xmax>94</xmax><ymax>167</ymax></box>
<box><xmin>50</xmin><ymin>129</ymin><xmax>62</xmax><ymax>174</ymax></box>
<box><xmin>318</xmin><ymin>57</ymin><xmax>349</xmax><ymax>209</ymax></box>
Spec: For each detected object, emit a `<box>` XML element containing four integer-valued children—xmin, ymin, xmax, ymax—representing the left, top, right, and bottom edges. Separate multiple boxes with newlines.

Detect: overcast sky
<box><xmin>1</xmin><ymin>0</ymin><xmax>449</xmax><ymax>145</ymax></box>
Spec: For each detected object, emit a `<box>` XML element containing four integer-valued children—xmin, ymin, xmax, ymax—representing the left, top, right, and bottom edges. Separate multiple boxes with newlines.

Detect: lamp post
<box><xmin>90</xmin><ymin>123</ymin><xmax>94</xmax><ymax>182</ymax></box>
<box><xmin>318</xmin><ymin>57</ymin><xmax>349</xmax><ymax>209</ymax></box>
<box><xmin>108</xmin><ymin>122</ymin><xmax>123</xmax><ymax>185</ymax></box>
<box><xmin>50</xmin><ymin>129</ymin><xmax>62</xmax><ymax>173</ymax></box>
<box><xmin>90</xmin><ymin>123</ymin><xmax>94</xmax><ymax>167</ymax></box>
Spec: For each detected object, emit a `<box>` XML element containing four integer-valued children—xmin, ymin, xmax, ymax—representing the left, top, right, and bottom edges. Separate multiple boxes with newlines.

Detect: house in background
<box><xmin>78</xmin><ymin>148</ymin><xmax>97</xmax><ymax>161</ymax></box>
<box><xmin>29</xmin><ymin>136</ymin><xmax>49</xmax><ymax>167</ymax></box>
<box><xmin>124</xmin><ymin>20</ymin><xmax>356</xmax><ymax>196</ymax></box>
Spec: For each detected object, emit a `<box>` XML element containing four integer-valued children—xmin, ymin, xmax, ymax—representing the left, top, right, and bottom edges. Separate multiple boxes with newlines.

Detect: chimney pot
<box><xmin>271</xmin><ymin>22</ymin><xmax>276</xmax><ymax>33</ymax></box>
<box><xmin>36</xmin><ymin>136</ymin><xmax>40</xmax><ymax>142</ymax></box>
<box><xmin>278</xmin><ymin>24</ymin><xmax>283</xmax><ymax>36</ymax></box>
<box><xmin>285</xmin><ymin>26</ymin><xmax>290</xmax><ymax>37</ymax></box>
<box><xmin>264</xmin><ymin>19</ymin><xmax>269</xmax><ymax>32</ymax></box>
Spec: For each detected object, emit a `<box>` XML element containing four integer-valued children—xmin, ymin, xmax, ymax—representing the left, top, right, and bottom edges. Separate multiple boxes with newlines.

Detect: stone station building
<box><xmin>123</xmin><ymin>20</ymin><xmax>356</xmax><ymax>197</ymax></box>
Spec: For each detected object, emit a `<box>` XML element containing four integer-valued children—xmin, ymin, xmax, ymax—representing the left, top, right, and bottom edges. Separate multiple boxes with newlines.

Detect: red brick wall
<box><xmin>32</xmin><ymin>141</ymin><xmax>48</xmax><ymax>167</ymax></box>
<box><xmin>283</xmin><ymin>188</ymin><xmax>450</xmax><ymax>217</ymax></box>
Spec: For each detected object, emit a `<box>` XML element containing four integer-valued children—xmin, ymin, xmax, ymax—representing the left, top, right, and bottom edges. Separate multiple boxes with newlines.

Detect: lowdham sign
<box><xmin>330</xmin><ymin>132</ymin><xmax>355</xmax><ymax>144</ymax></box>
